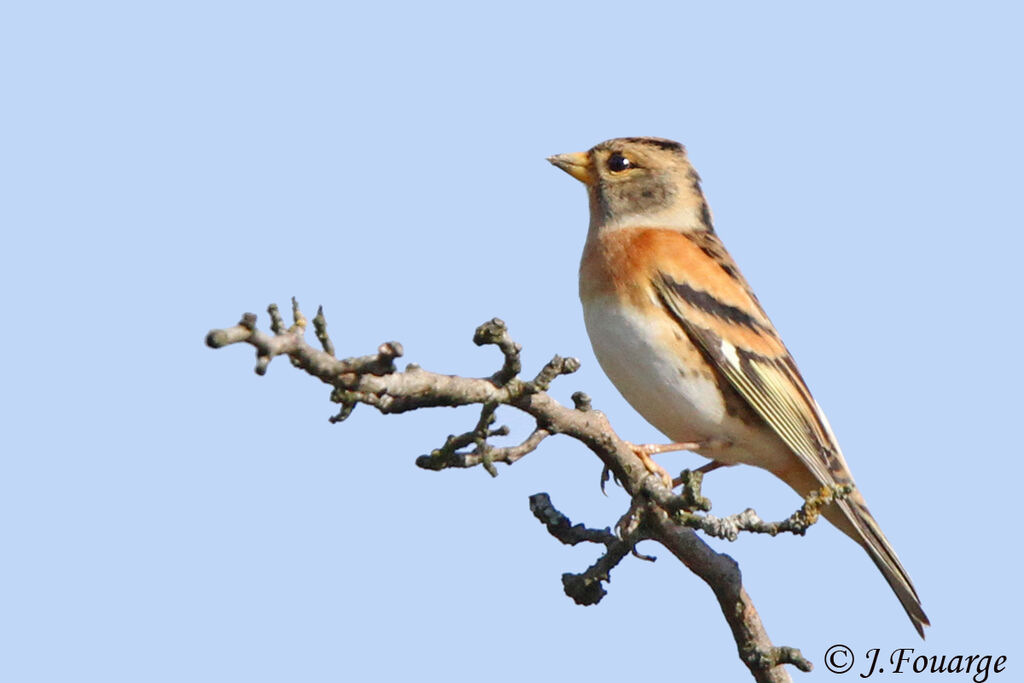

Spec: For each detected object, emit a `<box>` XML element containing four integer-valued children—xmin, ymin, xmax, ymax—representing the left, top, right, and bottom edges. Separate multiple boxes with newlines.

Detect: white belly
<box><xmin>582</xmin><ymin>296</ymin><xmax>795</xmax><ymax>472</ymax></box>
<box><xmin>583</xmin><ymin>296</ymin><xmax>726</xmax><ymax>443</ymax></box>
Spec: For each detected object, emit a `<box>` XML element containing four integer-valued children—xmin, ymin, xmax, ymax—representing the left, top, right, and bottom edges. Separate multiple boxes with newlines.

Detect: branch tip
<box><xmin>289</xmin><ymin>297</ymin><xmax>307</xmax><ymax>333</ymax></box>
<box><xmin>313</xmin><ymin>305</ymin><xmax>335</xmax><ymax>356</ymax></box>
<box><xmin>767</xmin><ymin>647</ymin><xmax>813</xmax><ymax>673</ymax></box>
<box><xmin>329</xmin><ymin>401</ymin><xmax>356</xmax><ymax>424</ymax></box>
<box><xmin>378</xmin><ymin>341</ymin><xmax>403</xmax><ymax>359</ymax></box>
<box><xmin>474</xmin><ymin>318</ymin><xmax>522</xmax><ymax>385</ymax></box>
<box><xmin>571</xmin><ymin>391</ymin><xmax>592</xmax><ymax>412</ymax></box>
<box><xmin>529</xmin><ymin>355</ymin><xmax>581</xmax><ymax>392</ymax></box>
<box><xmin>268</xmin><ymin>303</ymin><xmax>285</xmax><ymax>334</ymax></box>
<box><xmin>561</xmin><ymin>572</ymin><xmax>607</xmax><ymax>606</ymax></box>
<box><xmin>472</xmin><ymin>317</ymin><xmax>508</xmax><ymax>346</ymax></box>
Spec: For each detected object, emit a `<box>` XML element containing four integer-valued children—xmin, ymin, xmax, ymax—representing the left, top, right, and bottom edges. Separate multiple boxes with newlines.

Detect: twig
<box><xmin>529</xmin><ymin>493</ymin><xmax>645</xmax><ymax>606</ymax></box>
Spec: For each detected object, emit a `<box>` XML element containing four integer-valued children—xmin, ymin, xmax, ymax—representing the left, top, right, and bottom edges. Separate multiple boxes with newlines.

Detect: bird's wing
<box><xmin>650</xmin><ymin>229</ymin><xmax>846</xmax><ymax>487</ymax></box>
<box><xmin>651</xmin><ymin>228</ymin><xmax>928</xmax><ymax>636</ymax></box>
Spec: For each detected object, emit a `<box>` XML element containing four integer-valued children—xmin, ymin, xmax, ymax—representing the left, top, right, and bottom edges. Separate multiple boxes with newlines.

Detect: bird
<box><xmin>548</xmin><ymin>136</ymin><xmax>929</xmax><ymax>637</ymax></box>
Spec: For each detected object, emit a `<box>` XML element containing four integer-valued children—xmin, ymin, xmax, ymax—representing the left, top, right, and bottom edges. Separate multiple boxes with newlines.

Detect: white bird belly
<box><xmin>583</xmin><ymin>296</ymin><xmax>727</xmax><ymax>443</ymax></box>
<box><xmin>582</xmin><ymin>295</ymin><xmax>795</xmax><ymax>472</ymax></box>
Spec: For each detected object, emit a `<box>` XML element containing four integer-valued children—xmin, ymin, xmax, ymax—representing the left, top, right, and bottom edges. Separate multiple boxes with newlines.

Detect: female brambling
<box><xmin>549</xmin><ymin>137</ymin><xmax>929</xmax><ymax>637</ymax></box>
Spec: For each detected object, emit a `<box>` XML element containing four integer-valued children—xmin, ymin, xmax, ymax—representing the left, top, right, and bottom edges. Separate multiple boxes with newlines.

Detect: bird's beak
<box><xmin>547</xmin><ymin>151</ymin><xmax>593</xmax><ymax>185</ymax></box>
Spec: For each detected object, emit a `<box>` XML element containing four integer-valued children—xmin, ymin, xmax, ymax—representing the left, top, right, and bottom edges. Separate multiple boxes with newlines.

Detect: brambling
<box><xmin>549</xmin><ymin>137</ymin><xmax>929</xmax><ymax>637</ymax></box>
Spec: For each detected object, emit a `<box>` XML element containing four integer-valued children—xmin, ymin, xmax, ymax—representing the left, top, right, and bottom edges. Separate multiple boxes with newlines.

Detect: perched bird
<box><xmin>548</xmin><ymin>137</ymin><xmax>929</xmax><ymax>637</ymax></box>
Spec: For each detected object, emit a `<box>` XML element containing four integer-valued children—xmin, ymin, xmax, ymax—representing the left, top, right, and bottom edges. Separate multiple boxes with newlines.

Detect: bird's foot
<box><xmin>626</xmin><ymin>440</ymin><xmax>732</xmax><ymax>489</ymax></box>
<box><xmin>626</xmin><ymin>442</ymin><xmax>697</xmax><ymax>489</ymax></box>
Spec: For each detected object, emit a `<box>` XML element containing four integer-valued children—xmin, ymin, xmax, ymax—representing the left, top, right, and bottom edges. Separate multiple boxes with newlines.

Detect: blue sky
<box><xmin>3</xmin><ymin>2</ymin><xmax>1022</xmax><ymax>681</ymax></box>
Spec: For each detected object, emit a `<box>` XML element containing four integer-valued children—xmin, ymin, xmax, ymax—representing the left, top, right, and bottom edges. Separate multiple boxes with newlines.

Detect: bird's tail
<box><xmin>824</xmin><ymin>490</ymin><xmax>930</xmax><ymax>638</ymax></box>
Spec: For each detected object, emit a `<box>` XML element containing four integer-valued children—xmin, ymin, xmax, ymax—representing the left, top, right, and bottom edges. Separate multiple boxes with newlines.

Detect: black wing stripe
<box><xmin>664</xmin><ymin>276</ymin><xmax>770</xmax><ymax>332</ymax></box>
<box><xmin>655</xmin><ymin>275</ymin><xmax>835</xmax><ymax>486</ymax></box>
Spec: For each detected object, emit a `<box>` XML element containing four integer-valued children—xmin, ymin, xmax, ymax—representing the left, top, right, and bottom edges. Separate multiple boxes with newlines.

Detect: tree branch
<box><xmin>207</xmin><ymin>302</ymin><xmax>827</xmax><ymax>682</ymax></box>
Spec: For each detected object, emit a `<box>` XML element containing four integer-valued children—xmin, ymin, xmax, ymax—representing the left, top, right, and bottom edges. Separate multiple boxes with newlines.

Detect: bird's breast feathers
<box><xmin>579</xmin><ymin>226</ymin><xmax>795</xmax><ymax>470</ymax></box>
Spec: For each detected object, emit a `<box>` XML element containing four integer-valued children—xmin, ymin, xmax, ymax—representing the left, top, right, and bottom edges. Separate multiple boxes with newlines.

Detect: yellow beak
<box><xmin>547</xmin><ymin>151</ymin><xmax>593</xmax><ymax>185</ymax></box>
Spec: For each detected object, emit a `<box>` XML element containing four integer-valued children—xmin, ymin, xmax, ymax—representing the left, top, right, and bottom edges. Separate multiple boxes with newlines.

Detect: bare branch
<box><xmin>414</xmin><ymin>400</ymin><xmax>552</xmax><ymax>475</ymax></box>
<box><xmin>644</xmin><ymin>507</ymin><xmax>813</xmax><ymax>681</ymax></box>
<box><xmin>473</xmin><ymin>318</ymin><xmax>522</xmax><ymax>386</ymax></box>
<box><xmin>528</xmin><ymin>354</ymin><xmax>581</xmax><ymax>392</ymax></box>
<box><xmin>677</xmin><ymin>484</ymin><xmax>855</xmax><ymax>541</ymax></box>
<box><xmin>312</xmin><ymin>306</ymin><xmax>335</xmax><ymax>357</ymax></box>
<box><xmin>529</xmin><ymin>493</ymin><xmax>643</xmax><ymax>606</ymax></box>
<box><xmin>207</xmin><ymin>302</ymin><xmax>826</xmax><ymax>682</ymax></box>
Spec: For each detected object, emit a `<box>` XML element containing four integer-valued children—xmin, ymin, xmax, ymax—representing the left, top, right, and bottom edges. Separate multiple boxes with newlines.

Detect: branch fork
<box><xmin>208</xmin><ymin>301</ymin><xmax>830</xmax><ymax>682</ymax></box>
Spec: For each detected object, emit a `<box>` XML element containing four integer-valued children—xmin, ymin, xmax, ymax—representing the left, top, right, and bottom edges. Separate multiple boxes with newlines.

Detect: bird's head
<box><xmin>548</xmin><ymin>137</ymin><xmax>713</xmax><ymax>234</ymax></box>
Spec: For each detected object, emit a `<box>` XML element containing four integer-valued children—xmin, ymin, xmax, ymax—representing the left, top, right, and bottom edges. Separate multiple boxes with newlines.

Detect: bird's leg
<box><xmin>671</xmin><ymin>459</ymin><xmax>732</xmax><ymax>489</ymax></box>
<box><xmin>695</xmin><ymin>460</ymin><xmax>728</xmax><ymax>474</ymax></box>
<box><xmin>626</xmin><ymin>441</ymin><xmax>702</xmax><ymax>489</ymax></box>
<box><xmin>624</xmin><ymin>439</ymin><xmax>734</xmax><ymax>489</ymax></box>
<box><xmin>631</xmin><ymin>441</ymin><xmax>702</xmax><ymax>457</ymax></box>
<box><xmin>690</xmin><ymin>440</ymin><xmax>735</xmax><ymax>477</ymax></box>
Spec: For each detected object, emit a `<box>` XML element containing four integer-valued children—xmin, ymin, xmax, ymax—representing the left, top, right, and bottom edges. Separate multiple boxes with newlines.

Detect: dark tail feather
<box><xmin>828</xmin><ymin>493</ymin><xmax>930</xmax><ymax>637</ymax></box>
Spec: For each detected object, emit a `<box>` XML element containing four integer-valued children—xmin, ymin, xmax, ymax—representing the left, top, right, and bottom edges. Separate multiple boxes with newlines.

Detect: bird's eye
<box><xmin>607</xmin><ymin>153</ymin><xmax>632</xmax><ymax>173</ymax></box>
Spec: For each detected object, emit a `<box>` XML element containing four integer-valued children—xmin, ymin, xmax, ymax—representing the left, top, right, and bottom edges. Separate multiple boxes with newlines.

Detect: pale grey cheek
<box><xmin>599</xmin><ymin>175</ymin><xmax>677</xmax><ymax>218</ymax></box>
